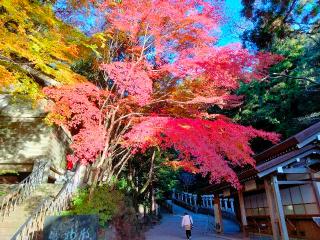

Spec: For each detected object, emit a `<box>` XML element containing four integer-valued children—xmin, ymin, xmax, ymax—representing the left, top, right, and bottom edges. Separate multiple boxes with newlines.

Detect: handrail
<box><xmin>10</xmin><ymin>197</ymin><xmax>52</xmax><ymax>240</ymax></box>
<box><xmin>0</xmin><ymin>160</ymin><xmax>49</xmax><ymax>221</ymax></box>
<box><xmin>11</xmin><ymin>167</ymin><xmax>81</xmax><ymax>240</ymax></box>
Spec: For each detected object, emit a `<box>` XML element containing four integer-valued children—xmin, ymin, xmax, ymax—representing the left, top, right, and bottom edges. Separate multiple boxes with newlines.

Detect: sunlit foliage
<box><xmin>0</xmin><ymin>0</ymin><xmax>93</xmax><ymax>99</ymax></box>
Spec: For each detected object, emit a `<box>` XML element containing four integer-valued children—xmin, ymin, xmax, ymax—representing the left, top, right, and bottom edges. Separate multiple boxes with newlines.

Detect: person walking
<box><xmin>181</xmin><ymin>212</ymin><xmax>193</xmax><ymax>240</ymax></box>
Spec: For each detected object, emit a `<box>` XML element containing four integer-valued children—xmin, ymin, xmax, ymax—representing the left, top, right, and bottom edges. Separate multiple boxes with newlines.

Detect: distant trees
<box><xmin>241</xmin><ymin>0</ymin><xmax>320</xmax><ymax>50</ymax></box>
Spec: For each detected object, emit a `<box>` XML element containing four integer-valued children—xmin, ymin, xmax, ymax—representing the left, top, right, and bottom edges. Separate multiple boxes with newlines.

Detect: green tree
<box><xmin>117</xmin><ymin>149</ymin><xmax>179</xmax><ymax>211</ymax></box>
<box><xmin>235</xmin><ymin>1</ymin><xmax>320</xmax><ymax>138</ymax></box>
<box><xmin>241</xmin><ymin>0</ymin><xmax>320</xmax><ymax>50</ymax></box>
<box><xmin>235</xmin><ymin>34</ymin><xmax>320</xmax><ymax>138</ymax></box>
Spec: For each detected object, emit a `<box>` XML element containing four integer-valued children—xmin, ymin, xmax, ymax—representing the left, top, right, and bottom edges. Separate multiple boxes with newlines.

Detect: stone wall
<box><xmin>0</xmin><ymin>94</ymin><xmax>69</xmax><ymax>173</ymax></box>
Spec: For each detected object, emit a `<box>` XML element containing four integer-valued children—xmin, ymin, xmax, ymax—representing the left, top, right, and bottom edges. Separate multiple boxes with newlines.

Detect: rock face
<box><xmin>0</xmin><ymin>94</ymin><xmax>68</xmax><ymax>175</ymax></box>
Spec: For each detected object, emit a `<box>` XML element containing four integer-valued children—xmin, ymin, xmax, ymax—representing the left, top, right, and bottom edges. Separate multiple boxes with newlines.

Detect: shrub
<box><xmin>67</xmin><ymin>185</ymin><xmax>125</xmax><ymax>227</ymax></box>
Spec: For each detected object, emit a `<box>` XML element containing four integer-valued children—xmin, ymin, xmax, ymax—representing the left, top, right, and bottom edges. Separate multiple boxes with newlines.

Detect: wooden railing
<box><xmin>0</xmin><ymin>160</ymin><xmax>49</xmax><ymax>221</ymax></box>
<box><xmin>11</xmin><ymin>167</ymin><xmax>81</xmax><ymax>240</ymax></box>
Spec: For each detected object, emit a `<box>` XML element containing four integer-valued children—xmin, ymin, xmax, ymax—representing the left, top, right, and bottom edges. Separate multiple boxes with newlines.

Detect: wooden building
<box><xmin>207</xmin><ymin>122</ymin><xmax>320</xmax><ymax>240</ymax></box>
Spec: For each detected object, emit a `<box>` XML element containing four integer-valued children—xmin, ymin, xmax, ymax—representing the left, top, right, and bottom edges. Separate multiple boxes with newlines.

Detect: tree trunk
<box><xmin>88</xmin><ymin>167</ymin><xmax>101</xmax><ymax>200</ymax></box>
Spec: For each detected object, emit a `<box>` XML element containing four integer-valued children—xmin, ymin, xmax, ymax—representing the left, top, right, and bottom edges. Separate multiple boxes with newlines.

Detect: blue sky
<box><xmin>54</xmin><ymin>0</ymin><xmax>105</xmax><ymax>35</ymax></box>
<box><xmin>217</xmin><ymin>0</ymin><xmax>244</xmax><ymax>46</ymax></box>
<box><xmin>54</xmin><ymin>0</ymin><xmax>245</xmax><ymax>46</ymax></box>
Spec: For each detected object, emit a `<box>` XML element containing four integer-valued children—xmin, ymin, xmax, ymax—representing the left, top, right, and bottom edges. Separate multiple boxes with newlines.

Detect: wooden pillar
<box><xmin>272</xmin><ymin>176</ymin><xmax>289</xmax><ymax>240</ymax></box>
<box><xmin>238</xmin><ymin>190</ymin><xmax>247</xmax><ymax>234</ymax></box>
<box><xmin>214</xmin><ymin>197</ymin><xmax>223</xmax><ymax>233</ymax></box>
<box><xmin>264</xmin><ymin>178</ymin><xmax>281</xmax><ymax>240</ymax></box>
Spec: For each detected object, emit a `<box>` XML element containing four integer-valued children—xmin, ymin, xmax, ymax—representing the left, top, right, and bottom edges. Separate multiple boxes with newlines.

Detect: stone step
<box><xmin>0</xmin><ymin>183</ymin><xmax>63</xmax><ymax>240</ymax></box>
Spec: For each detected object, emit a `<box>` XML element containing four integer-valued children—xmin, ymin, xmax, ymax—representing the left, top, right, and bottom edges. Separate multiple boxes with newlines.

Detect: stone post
<box><xmin>193</xmin><ymin>194</ymin><xmax>197</xmax><ymax>207</ymax></box>
<box><xmin>230</xmin><ymin>198</ymin><xmax>235</xmax><ymax>213</ymax></box>
<box><xmin>224</xmin><ymin>198</ymin><xmax>229</xmax><ymax>211</ymax></box>
<box><xmin>209</xmin><ymin>195</ymin><xmax>214</xmax><ymax>208</ymax></box>
<box><xmin>172</xmin><ymin>189</ymin><xmax>175</xmax><ymax>200</ymax></box>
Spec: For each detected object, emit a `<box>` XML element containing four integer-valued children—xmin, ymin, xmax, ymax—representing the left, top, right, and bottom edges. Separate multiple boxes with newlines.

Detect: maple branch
<box><xmin>139</xmin><ymin>149</ymin><xmax>156</xmax><ymax>194</ymax></box>
<box><xmin>113</xmin><ymin>148</ymin><xmax>132</xmax><ymax>171</ymax></box>
<box><xmin>138</xmin><ymin>23</ymin><xmax>150</xmax><ymax>61</ymax></box>
<box><xmin>110</xmin><ymin>119</ymin><xmax>133</xmax><ymax>151</ymax></box>
<box><xmin>283</xmin><ymin>0</ymin><xmax>298</xmax><ymax>23</ymax></box>
<box><xmin>113</xmin><ymin>149</ymin><xmax>133</xmax><ymax>181</ymax></box>
<box><xmin>113</xmin><ymin>112</ymin><xmax>143</xmax><ymax>124</ymax></box>
<box><xmin>146</xmin><ymin>98</ymin><xmax>222</xmax><ymax>106</ymax></box>
<box><xmin>100</xmin><ymin>106</ymin><xmax>119</xmax><ymax>163</ymax></box>
<box><xmin>113</xmin><ymin>148</ymin><xmax>127</xmax><ymax>158</ymax></box>
<box><xmin>268</xmin><ymin>72</ymin><xmax>318</xmax><ymax>85</ymax></box>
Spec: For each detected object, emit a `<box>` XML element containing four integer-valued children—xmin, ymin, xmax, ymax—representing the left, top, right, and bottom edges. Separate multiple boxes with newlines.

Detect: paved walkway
<box><xmin>145</xmin><ymin>201</ymin><xmax>243</xmax><ymax>240</ymax></box>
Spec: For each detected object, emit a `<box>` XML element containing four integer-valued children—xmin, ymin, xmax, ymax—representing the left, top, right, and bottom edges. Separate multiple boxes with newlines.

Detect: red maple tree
<box><xmin>45</xmin><ymin>0</ymin><xmax>282</xmax><ymax>188</ymax></box>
